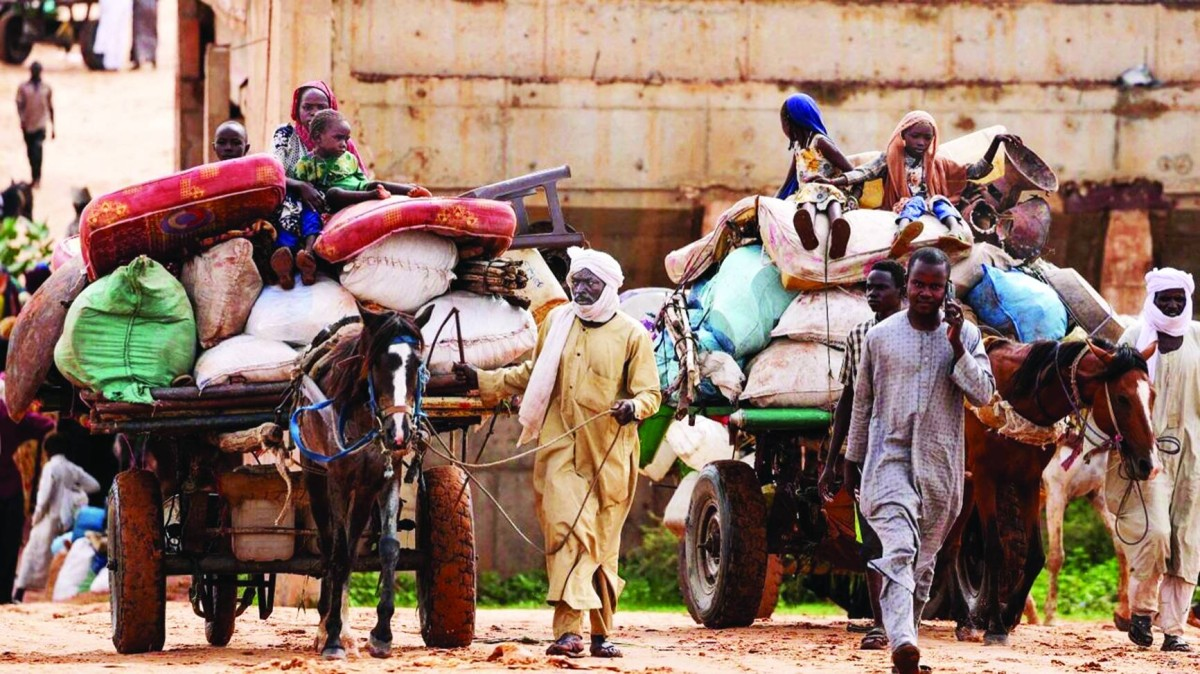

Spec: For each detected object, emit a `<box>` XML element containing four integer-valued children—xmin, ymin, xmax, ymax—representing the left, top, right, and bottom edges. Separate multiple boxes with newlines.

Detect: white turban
<box><xmin>516</xmin><ymin>247</ymin><xmax>626</xmax><ymax>445</ymax></box>
<box><xmin>1137</xmin><ymin>267</ymin><xmax>1195</xmax><ymax>379</ymax></box>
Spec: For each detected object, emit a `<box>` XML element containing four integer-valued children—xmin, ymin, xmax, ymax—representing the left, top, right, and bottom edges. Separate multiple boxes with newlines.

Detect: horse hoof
<box><xmin>322</xmin><ymin>647</ymin><xmax>347</xmax><ymax>661</ymax></box>
<box><xmin>368</xmin><ymin>635</ymin><xmax>392</xmax><ymax>659</ymax></box>
<box><xmin>955</xmin><ymin>627</ymin><xmax>982</xmax><ymax>643</ymax></box>
<box><xmin>983</xmin><ymin>633</ymin><xmax>1009</xmax><ymax>647</ymax></box>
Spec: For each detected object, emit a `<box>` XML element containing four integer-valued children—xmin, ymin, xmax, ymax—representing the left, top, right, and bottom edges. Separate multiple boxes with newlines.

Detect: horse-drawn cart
<box><xmin>0</xmin><ymin>0</ymin><xmax>104</xmax><ymax>69</ymax></box>
<box><xmin>30</xmin><ymin>167</ymin><xmax>582</xmax><ymax>655</ymax></box>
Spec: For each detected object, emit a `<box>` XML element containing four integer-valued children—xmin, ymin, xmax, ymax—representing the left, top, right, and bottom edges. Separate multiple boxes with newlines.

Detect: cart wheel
<box><xmin>757</xmin><ymin>554</ymin><xmax>784</xmax><ymax>620</ymax></box>
<box><xmin>684</xmin><ymin>460</ymin><xmax>768</xmax><ymax>628</ymax></box>
<box><xmin>416</xmin><ymin>466</ymin><xmax>476</xmax><ymax>648</ymax></box>
<box><xmin>109</xmin><ymin>469</ymin><xmax>166</xmax><ymax>654</ymax></box>
<box><xmin>0</xmin><ymin>11</ymin><xmax>32</xmax><ymax>65</ymax></box>
<box><xmin>78</xmin><ymin>20</ymin><xmax>104</xmax><ymax>71</ymax></box>
<box><xmin>677</xmin><ymin>539</ymin><xmax>702</xmax><ymax>624</ymax></box>
<box><xmin>204</xmin><ymin>576</ymin><xmax>238</xmax><ymax>647</ymax></box>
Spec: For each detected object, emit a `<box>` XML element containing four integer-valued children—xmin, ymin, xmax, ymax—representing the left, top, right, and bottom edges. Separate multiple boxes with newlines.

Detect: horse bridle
<box><xmin>291</xmin><ymin>333</ymin><xmax>429</xmax><ymax>464</ymax></box>
<box><xmin>1052</xmin><ymin>342</ymin><xmax>1129</xmax><ymax>461</ymax></box>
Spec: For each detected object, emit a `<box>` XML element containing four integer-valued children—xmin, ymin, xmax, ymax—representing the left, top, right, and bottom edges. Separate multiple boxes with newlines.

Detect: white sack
<box><xmin>52</xmin><ymin>540</ymin><xmax>95</xmax><ymax>602</ymax></box>
<box><xmin>950</xmin><ymin>242</ymin><xmax>1016</xmax><ymax>299</ymax></box>
<box><xmin>182</xmin><ymin>238</ymin><xmax>264</xmax><ymax>348</ymax></box>
<box><xmin>194</xmin><ymin>335</ymin><xmax>299</xmax><ymax>388</ymax></box>
<box><xmin>245</xmin><ymin>275</ymin><xmax>359</xmax><ymax>347</ymax></box>
<box><xmin>420</xmin><ymin>291</ymin><xmax>538</xmax><ymax>375</ymax></box>
<box><xmin>742</xmin><ymin>340</ymin><xmax>845</xmax><ymax>409</ymax></box>
<box><xmin>339</xmin><ymin>230</ymin><xmax>458</xmax><ymax>313</ymax></box>
<box><xmin>771</xmin><ymin>287</ymin><xmax>874</xmax><ymax>346</ymax></box>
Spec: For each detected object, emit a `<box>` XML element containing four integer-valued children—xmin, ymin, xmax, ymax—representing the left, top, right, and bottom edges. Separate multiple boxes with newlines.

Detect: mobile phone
<box><xmin>944</xmin><ymin>282</ymin><xmax>955</xmax><ymax>307</ymax></box>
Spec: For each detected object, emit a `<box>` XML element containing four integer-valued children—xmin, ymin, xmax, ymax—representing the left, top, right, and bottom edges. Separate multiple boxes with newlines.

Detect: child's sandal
<box><xmin>296</xmin><ymin>250</ymin><xmax>319</xmax><ymax>287</ymax></box>
<box><xmin>271</xmin><ymin>248</ymin><xmax>296</xmax><ymax>290</ymax></box>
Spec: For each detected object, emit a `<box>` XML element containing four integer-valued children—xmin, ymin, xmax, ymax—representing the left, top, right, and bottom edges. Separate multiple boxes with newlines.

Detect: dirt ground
<box><xmin>0</xmin><ymin>601</ymin><xmax>1197</xmax><ymax>674</ymax></box>
<box><xmin>0</xmin><ymin>2</ymin><xmax>177</xmax><ymax>238</ymax></box>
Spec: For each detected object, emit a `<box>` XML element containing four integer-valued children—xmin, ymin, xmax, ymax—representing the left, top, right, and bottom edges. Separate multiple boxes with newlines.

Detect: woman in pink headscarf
<box><xmin>269</xmin><ymin>81</ymin><xmax>367</xmax><ymax>281</ymax></box>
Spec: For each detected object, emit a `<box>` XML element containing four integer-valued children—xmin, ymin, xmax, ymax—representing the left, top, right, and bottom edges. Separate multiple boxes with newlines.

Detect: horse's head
<box><xmin>359</xmin><ymin>305</ymin><xmax>433</xmax><ymax>448</ymax></box>
<box><xmin>1083</xmin><ymin>340</ymin><xmax>1158</xmax><ymax>481</ymax></box>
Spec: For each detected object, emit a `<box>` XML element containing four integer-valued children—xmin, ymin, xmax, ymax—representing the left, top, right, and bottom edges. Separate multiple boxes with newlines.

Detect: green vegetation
<box><xmin>350</xmin><ymin>501</ymin><xmax>1195</xmax><ymax>616</ymax></box>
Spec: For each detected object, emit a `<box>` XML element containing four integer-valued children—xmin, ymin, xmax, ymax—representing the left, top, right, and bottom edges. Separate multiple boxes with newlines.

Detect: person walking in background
<box><xmin>15</xmin><ymin>62</ymin><xmax>55</xmax><ymax>189</ymax></box>
<box><xmin>0</xmin><ymin>387</ymin><xmax>55</xmax><ymax>604</ymax></box>
<box><xmin>131</xmin><ymin>0</ymin><xmax>158</xmax><ymax>69</ymax></box>
<box><xmin>844</xmin><ymin>247</ymin><xmax>995</xmax><ymax>674</ymax></box>
<box><xmin>12</xmin><ymin>432</ymin><xmax>100</xmax><ymax>603</ymax></box>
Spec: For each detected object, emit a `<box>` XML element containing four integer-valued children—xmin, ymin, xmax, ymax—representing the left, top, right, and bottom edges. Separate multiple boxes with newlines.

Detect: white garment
<box><xmin>1136</xmin><ymin>267</ymin><xmax>1194</xmax><ymax>380</ymax></box>
<box><xmin>94</xmin><ymin>0</ymin><xmax>134</xmax><ymax>71</ymax></box>
<box><xmin>516</xmin><ymin>248</ymin><xmax>624</xmax><ymax>444</ymax></box>
<box><xmin>35</xmin><ymin>455</ymin><xmax>100</xmax><ymax>530</ymax></box>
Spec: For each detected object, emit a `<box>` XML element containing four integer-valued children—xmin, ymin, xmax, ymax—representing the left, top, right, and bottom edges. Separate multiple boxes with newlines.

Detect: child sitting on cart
<box><xmin>211</xmin><ymin>120</ymin><xmax>250</xmax><ymax>162</ymax></box>
<box><xmin>829</xmin><ymin>110</ymin><xmax>1021</xmax><ymax>259</ymax></box>
<box><xmin>272</xmin><ymin>109</ymin><xmax>432</xmax><ymax>289</ymax></box>
<box><xmin>775</xmin><ymin>93</ymin><xmax>858</xmax><ymax>260</ymax></box>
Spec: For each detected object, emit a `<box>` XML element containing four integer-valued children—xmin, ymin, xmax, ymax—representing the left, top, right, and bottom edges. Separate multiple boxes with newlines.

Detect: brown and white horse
<box><xmin>942</xmin><ymin>338</ymin><xmax>1156</xmax><ymax>645</ymax></box>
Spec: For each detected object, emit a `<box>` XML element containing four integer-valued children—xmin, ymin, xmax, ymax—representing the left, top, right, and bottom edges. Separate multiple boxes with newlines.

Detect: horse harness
<box><xmin>284</xmin><ymin>325</ymin><xmax>428</xmax><ymax>469</ymax></box>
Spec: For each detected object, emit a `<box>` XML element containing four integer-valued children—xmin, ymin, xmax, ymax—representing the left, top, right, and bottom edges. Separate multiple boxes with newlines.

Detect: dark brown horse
<box><xmin>944</xmin><ymin>338</ymin><xmax>1156</xmax><ymax>645</ymax></box>
<box><xmin>291</xmin><ymin>307</ymin><xmax>431</xmax><ymax>659</ymax></box>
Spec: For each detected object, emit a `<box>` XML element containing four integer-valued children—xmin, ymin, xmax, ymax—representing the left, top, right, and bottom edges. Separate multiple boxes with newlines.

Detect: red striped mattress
<box><xmin>80</xmin><ymin>155</ymin><xmax>286</xmax><ymax>279</ymax></box>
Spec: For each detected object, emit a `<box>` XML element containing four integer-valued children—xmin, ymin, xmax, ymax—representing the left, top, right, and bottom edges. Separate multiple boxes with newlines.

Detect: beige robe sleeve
<box><xmin>477</xmin><ymin>315</ymin><xmax>552</xmax><ymax>407</ymax></box>
<box><xmin>624</xmin><ymin>326</ymin><xmax>662</xmax><ymax>421</ymax></box>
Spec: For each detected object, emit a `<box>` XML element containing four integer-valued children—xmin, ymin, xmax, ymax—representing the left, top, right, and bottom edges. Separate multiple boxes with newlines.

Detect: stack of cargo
<box><xmin>3</xmin><ymin>155</ymin><xmax>558</xmax><ymax>422</ymax></box>
<box><xmin>650</xmin><ymin>128</ymin><xmax>1122</xmax><ymax>424</ymax></box>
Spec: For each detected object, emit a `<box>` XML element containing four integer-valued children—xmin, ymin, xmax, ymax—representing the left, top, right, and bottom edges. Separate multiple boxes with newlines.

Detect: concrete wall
<box><xmin>204</xmin><ymin>0</ymin><xmax>1200</xmax><ymax>207</ymax></box>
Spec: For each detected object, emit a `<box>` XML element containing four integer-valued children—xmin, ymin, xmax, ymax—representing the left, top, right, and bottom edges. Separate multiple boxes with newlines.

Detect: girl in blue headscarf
<box><xmin>775</xmin><ymin>94</ymin><xmax>857</xmax><ymax>259</ymax></box>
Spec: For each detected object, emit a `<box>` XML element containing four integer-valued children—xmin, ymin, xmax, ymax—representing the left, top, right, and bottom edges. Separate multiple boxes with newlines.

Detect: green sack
<box><xmin>55</xmin><ymin>256</ymin><xmax>196</xmax><ymax>404</ymax></box>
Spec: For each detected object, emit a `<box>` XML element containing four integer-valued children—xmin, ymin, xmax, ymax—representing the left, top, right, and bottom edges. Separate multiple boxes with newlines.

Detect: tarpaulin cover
<box><xmin>80</xmin><ymin>155</ymin><xmax>286</xmax><ymax>279</ymax></box>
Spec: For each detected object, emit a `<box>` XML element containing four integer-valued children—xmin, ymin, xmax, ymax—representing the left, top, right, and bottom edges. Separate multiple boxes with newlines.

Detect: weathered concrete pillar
<box><xmin>203</xmin><ymin>45</ymin><xmax>232</xmax><ymax>164</ymax></box>
<box><xmin>1100</xmin><ymin>209</ymin><xmax>1154</xmax><ymax>315</ymax></box>
<box><xmin>176</xmin><ymin>0</ymin><xmax>206</xmax><ymax>170</ymax></box>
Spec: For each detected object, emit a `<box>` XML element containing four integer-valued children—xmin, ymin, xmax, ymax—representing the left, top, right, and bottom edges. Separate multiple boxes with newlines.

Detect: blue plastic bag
<box><xmin>967</xmin><ymin>265</ymin><xmax>1068</xmax><ymax>342</ymax></box>
<box><xmin>694</xmin><ymin>246</ymin><xmax>799</xmax><ymax>359</ymax></box>
<box><xmin>72</xmin><ymin>505</ymin><xmax>106</xmax><ymax>541</ymax></box>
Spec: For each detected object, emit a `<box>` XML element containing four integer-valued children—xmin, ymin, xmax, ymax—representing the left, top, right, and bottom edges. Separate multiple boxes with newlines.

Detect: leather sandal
<box><xmin>590</xmin><ymin>636</ymin><xmax>623</xmax><ymax>658</ymax></box>
<box><xmin>860</xmin><ymin>626</ymin><xmax>888</xmax><ymax>651</ymax></box>
<box><xmin>1162</xmin><ymin>635</ymin><xmax>1192</xmax><ymax>652</ymax></box>
<box><xmin>794</xmin><ymin>207</ymin><xmax>819</xmax><ymax>251</ymax></box>
<box><xmin>1128</xmin><ymin>614</ymin><xmax>1153</xmax><ymax>648</ymax></box>
<box><xmin>891</xmin><ymin>643</ymin><xmax>922</xmax><ymax>674</ymax></box>
<box><xmin>296</xmin><ymin>249</ymin><xmax>318</xmax><ymax>286</ymax></box>
<box><xmin>271</xmin><ymin>248</ymin><xmax>295</xmax><ymax>290</ymax></box>
<box><xmin>887</xmin><ymin>220</ymin><xmax>924</xmax><ymax>259</ymax></box>
<box><xmin>829</xmin><ymin>216</ymin><xmax>851</xmax><ymax>260</ymax></box>
<box><xmin>546</xmin><ymin>633</ymin><xmax>585</xmax><ymax>658</ymax></box>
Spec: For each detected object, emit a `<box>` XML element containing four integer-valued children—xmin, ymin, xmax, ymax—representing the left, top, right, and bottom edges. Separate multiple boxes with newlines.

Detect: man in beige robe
<box><xmin>456</xmin><ymin>248</ymin><xmax>660</xmax><ymax>658</ymax></box>
<box><xmin>1108</xmin><ymin>268</ymin><xmax>1200</xmax><ymax>652</ymax></box>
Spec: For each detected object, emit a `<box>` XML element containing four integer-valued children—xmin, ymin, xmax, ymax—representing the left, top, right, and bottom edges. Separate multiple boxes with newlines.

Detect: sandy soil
<box><xmin>0</xmin><ymin>601</ymin><xmax>1197</xmax><ymax>674</ymax></box>
<box><xmin>0</xmin><ymin>1</ymin><xmax>178</xmax><ymax>238</ymax></box>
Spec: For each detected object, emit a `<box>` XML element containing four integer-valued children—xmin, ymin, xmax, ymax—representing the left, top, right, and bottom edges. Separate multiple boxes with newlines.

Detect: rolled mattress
<box><xmin>80</xmin><ymin>155</ymin><xmax>286</xmax><ymax>280</ymax></box>
<box><xmin>314</xmin><ymin>196</ymin><xmax>517</xmax><ymax>263</ymax></box>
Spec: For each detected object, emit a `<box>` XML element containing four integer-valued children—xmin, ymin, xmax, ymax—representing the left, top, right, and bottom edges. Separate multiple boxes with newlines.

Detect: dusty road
<box><xmin>0</xmin><ymin>2</ymin><xmax>177</xmax><ymax>237</ymax></box>
<box><xmin>1</xmin><ymin>601</ymin><xmax>1197</xmax><ymax>674</ymax></box>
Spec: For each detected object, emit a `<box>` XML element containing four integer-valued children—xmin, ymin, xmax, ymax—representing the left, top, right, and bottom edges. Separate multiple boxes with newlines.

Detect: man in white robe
<box><xmin>845</xmin><ymin>247</ymin><xmax>995</xmax><ymax>674</ymax></box>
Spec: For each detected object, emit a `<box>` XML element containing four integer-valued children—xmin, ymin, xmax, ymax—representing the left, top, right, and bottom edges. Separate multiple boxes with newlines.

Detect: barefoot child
<box><xmin>831</xmin><ymin>111</ymin><xmax>1021</xmax><ymax>258</ymax></box>
<box><xmin>775</xmin><ymin>93</ymin><xmax>857</xmax><ymax>260</ymax></box>
<box><xmin>274</xmin><ymin>109</ymin><xmax>432</xmax><ymax>288</ymax></box>
<box><xmin>212</xmin><ymin>120</ymin><xmax>250</xmax><ymax>161</ymax></box>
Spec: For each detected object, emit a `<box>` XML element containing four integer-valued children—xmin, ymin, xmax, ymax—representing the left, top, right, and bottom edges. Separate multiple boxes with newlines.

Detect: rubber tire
<box><xmin>684</xmin><ymin>460</ymin><xmax>768</xmax><ymax>629</ymax></box>
<box><xmin>417</xmin><ymin>465</ymin><xmax>476</xmax><ymax>648</ymax></box>
<box><xmin>678</xmin><ymin>539</ymin><xmax>702</xmax><ymax>624</ymax></box>
<box><xmin>0</xmin><ymin>12</ymin><xmax>32</xmax><ymax>65</ymax></box>
<box><xmin>204</xmin><ymin>576</ymin><xmax>238</xmax><ymax>647</ymax></box>
<box><xmin>757</xmin><ymin>554</ymin><xmax>784</xmax><ymax>620</ymax></box>
<box><xmin>78</xmin><ymin>20</ymin><xmax>104</xmax><ymax>71</ymax></box>
<box><xmin>109</xmin><ymin>469</ymin><xmax>166</xmax><ymax>654</ymax></box>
